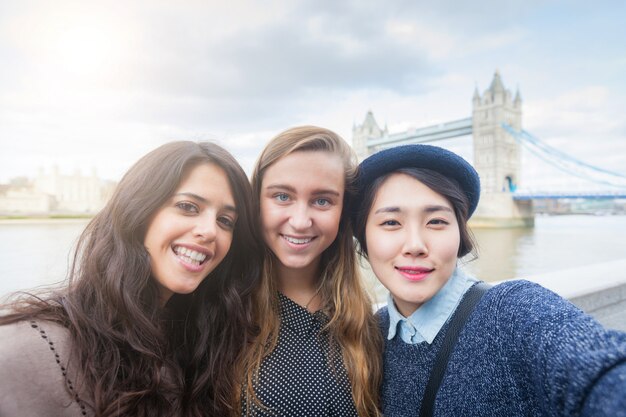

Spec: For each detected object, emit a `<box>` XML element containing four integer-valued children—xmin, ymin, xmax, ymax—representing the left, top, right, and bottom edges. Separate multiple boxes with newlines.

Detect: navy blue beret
<box><xmin>354</xmin><ymin>144</ymin><xmax>481</xmax><ymax>218</ymax></box>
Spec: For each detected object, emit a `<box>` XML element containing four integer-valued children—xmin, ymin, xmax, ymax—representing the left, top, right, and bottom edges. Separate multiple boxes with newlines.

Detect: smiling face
<box><xmin>365</xmin><ymin>173</ymin><xmax>460</xmax><ymax>317</ymax></box>
<box><xmin>144</xmin><ymin>163</ymin><xmax>237</xmax><ymax>305</ymax></box>
<box><xmin>260</xmin><ymin>150</ymin><xmax>344</xmax><ymax>281</ymax></box>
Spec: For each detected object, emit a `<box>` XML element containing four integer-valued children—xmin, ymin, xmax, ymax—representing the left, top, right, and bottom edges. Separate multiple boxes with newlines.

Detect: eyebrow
<box><xmin>265</xmin><ymin>184</ymin><xmax>341</xmax><ymax>197</ymax></box>
<box><xmin>174</xmin><ymin>192</ymin><xmax>237</xmax><ymax>213</ymax></box>
<box><xmin>373</xmin><ymin>205</ymin><xmax>453</xmax><ymax>215</ymax></box>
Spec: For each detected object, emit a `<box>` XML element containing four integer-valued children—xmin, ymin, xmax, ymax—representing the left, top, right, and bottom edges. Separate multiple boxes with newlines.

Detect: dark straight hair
<box><xmin>1</xmin><ymin>141</ymin><xmax>262</xmax><ymax>417</ymax></box>
<box><xmin>353</xmin><ymin>167</ymin><xmax>477</xmax><ymax>259</ymax></box>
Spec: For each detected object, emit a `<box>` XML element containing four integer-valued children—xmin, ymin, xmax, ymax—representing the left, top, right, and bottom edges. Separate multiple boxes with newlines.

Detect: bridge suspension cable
<box><xmin>502</xmin><ymin>123</ymin><xmax>626</xmax><ymax>189</ymax></box>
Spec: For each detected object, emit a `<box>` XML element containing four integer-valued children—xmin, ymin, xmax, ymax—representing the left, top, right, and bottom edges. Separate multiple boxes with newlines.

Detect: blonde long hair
<box><xmin>242</xmin><ymin>126</ymin><xmax>382</xmax><ymax>417</ymax></box>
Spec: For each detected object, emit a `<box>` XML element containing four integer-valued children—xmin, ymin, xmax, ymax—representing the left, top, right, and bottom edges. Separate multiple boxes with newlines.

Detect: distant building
<box><xmin>0</xmin><ymin>187</ymin><xmax>55</xmax><ymax>213</ymax></box>
<box><xmin>0</xmin><ymin>166</ymin><xmax>116</xmax><ymax>215</ymax></box>
<box><xmin>352</xmin><ymin>110</ymin><xmax>387</xmax><ymax>161</ymax></box>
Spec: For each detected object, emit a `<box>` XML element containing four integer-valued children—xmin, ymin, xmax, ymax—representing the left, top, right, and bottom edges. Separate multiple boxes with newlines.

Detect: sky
<box><xmin>1</xmin><ymin>0</ymin><xmax>625</xmax><ymax>192</ymax></box>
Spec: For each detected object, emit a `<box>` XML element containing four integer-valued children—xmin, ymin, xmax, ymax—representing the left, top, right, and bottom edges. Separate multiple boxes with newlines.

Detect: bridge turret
<box><xmin>473</xmin><ymin>86</ymin><xmax>481</xmax><ymax>106</ymax></box>
<box><xmin>514</xmin><ymin>88</ymin><xmax>522</xmax><ymax>109</ymax></box>
<box><xmin>489</xmin><ymin>70</ymin><xmax>506</xmax><ymax>104</ymax></box>
<box><xmin>352</xmin><ymin>110</ymin><xmax>385</xmax><ymax>160</ymax></box>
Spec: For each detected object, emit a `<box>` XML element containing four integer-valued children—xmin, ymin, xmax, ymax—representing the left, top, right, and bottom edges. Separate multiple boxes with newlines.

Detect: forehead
<box><xmin>263</xmin><ymin>150</ymin><xmax>345</xmax><ymax>188</ymax></box>
<box><xmin>371</xmin><ymin>173</ymin><xmax>453</xmax><ymax>209</ymax></box>
<box><xmin>177</xmin><ymin>163</ymin><xmax>235</xmax><ymax>205</ymax></box>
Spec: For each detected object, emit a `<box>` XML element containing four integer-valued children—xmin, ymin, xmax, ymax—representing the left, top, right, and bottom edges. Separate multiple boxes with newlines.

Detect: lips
<box><xmin>395</xmin><ymin>266</ymin><xmax>434</xmax><ymax>281</ymax></box>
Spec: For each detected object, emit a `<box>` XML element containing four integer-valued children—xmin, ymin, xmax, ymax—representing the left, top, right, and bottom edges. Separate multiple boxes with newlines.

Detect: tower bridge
<box><xmin>353</xmin><ymin>71</ymin><xmax>533</xmax><ymax>228</ymax></box>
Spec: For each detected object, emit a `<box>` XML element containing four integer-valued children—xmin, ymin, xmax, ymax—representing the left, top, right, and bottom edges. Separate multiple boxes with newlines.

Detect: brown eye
<box><xmin>176</xmin><ymin>201</ymin><xmax>199</xmax><ymax>214</ymax></box>
<box><xmin>381</xmin><ymin>220</ymin><xmax>400</xmax><ymax>226</ymax></box>
<box><xmin>218</xmin><ymin>216</ymin><xmax>236</xmax><ymax>230</ymax></box>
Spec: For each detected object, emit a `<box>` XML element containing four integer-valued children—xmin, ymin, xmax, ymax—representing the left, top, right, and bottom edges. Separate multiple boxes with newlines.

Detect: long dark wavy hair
<box><xmin>0</xmin><ymin>141</ymin><xmax>262</xmax><ymax>417</ymax></box>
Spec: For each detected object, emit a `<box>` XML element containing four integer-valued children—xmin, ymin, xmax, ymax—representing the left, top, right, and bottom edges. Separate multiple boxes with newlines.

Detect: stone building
<box><xmin>0</xmin><ymin>166</ymin><xmax>115</xmax><ymax>215</ymax></box>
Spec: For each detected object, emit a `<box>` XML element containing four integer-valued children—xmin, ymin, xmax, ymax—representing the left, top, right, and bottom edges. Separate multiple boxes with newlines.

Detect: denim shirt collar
<box><xmin>387</xmin><ymin>267</ymin><xmax>477</xmax><ymax>345</ymax></box>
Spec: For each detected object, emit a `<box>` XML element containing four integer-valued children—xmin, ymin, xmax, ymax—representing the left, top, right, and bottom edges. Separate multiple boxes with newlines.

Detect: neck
<box><xmin>276</xmin><ymin>258</ymin><xmax>322</xmax><ymax>311</ymax></box>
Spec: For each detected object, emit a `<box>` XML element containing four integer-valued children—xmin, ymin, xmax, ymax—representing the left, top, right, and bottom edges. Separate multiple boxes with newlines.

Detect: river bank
<box><xmin>0</xmin><ymin>216</ymin><xmax>92</xmax><ymax>225</ymax></box>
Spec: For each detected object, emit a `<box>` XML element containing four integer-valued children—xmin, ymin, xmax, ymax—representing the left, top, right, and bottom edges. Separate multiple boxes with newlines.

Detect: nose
<box><xmin>288</xmin><ymin>202</ymin><xmax>313</xmax><ymax>230</ymax></box>
<box><xmin>193</xmin><ymin>213</ymin><xmax>218</xmax><ymax>242</ymax></box>
<box><xmin>403</xmin><ymin>227</ymin><xmax>428</xmax><ymax>257</ymax></box>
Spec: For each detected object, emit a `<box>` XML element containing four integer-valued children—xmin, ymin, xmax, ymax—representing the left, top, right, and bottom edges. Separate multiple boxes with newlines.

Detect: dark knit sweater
<box><xmin>379</xmin><ymin>280</ymin><xmax>626</xmax><ymax>417</ymax></box>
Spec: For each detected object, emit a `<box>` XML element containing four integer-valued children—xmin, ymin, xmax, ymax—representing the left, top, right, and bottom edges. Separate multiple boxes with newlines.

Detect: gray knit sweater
<box><xmin>379</xmin><ymin>280</ymin><xmax>626</xmax><ymax>417</ymax></box>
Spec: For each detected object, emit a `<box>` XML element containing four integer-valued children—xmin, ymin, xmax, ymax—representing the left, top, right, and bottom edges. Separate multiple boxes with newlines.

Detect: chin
<box><xmin>173</xmin><ymin>285</ymin><xmax>201</xmax><ymax>295</ymax></box>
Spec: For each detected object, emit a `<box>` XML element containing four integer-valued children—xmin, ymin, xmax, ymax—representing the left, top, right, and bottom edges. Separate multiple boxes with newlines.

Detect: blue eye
<box><xmin>274</xmin><ymin>193</ymin><xmax>290</xmax><ymax>202</ymax></box>
<box><xmin>176</xmin><ymin>201</ymin><xmax>199</xmax><ymax>214</ymax></box>
<box><xmin>315</xmin><ymin>198</ymin><xmax>330</xmax><ymax>207</ymax></box>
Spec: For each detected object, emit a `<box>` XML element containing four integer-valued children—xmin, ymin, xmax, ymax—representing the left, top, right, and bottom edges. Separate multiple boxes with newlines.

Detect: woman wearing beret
<box><xmin>0</xmin><ymin>141</ymin><xmax>262</xmax><ymax>417</ymax></box>
<box><xmin>351</xmin><ymin>144</ymin><xmax>626</xmax><ymax>417</ymax></box>
<box><xmin>240</xmin><ymin>126</ymin><xmax>382</xmax><ymax>417</ymax></box>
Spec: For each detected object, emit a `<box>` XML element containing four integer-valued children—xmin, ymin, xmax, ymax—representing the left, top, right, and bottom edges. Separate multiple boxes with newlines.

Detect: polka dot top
<box><xmin>242</xmin><ymin>293</ymin><xmax>357</xmax><ymax>416</ymax></box>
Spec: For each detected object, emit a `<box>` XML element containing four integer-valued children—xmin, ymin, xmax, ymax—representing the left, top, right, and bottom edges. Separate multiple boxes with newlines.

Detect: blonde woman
<box><xmin>241</xmin><ymin>126</ymin><xmax>382</xmax><ymax>416</ymax></box>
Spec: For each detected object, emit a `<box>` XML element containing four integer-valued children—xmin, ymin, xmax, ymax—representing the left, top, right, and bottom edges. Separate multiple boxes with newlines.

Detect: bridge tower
<box><xmin>352</xmin><ymin>110</ymin><xmax>387</xmax><ymax>161</ymax></box>
<box><xmin>471</xmin><ymin>71</ymin><xmax>533</xmax><ymax>227</ymax></box>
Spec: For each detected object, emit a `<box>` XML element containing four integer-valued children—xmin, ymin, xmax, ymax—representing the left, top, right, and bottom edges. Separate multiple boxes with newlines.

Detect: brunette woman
<box><xmin>241</xmin><ymin>126</ymin><xmax>382</xmax><ymax>416</ymax></box>
<box><xmin>0</xmin><ymin>141</ymin><xmax>262</xmax><ymax>417</ymax></box>
<box><xmin>352</xmin><ymin>144</ymin><xmax>626</xmax><ymax>417</ymax></box>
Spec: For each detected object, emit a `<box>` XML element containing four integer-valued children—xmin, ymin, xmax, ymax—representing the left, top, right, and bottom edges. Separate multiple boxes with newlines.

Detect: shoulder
<box><xmin>0</xmin><ymin>320</ymin><xmax>87</xmax><ymax>416</ymax></box>
<box><xmin>0</xmin><ymin>318</ymin><xmax>69</xmax><ymax>355</ymax></box>
<box><xmin>375</xmin><ymin>306</ymin><xmax>389</xmax><ymax>323</ymax></box>
<box><xmin>475</xmin><ymin>280</ymin><xmax>623</xmax><ymax>346</ymax></box>
<box><xmin>0</xmin><ymin>319</ymin><xmax>73</xmax><ymax>362</ymax></box>
<box><xmin>486</xmin><ymin>278</ymin><xmax>553</xmax><ymax>297</ymax></box>
<box><xmin>482</xmin><ymin>279</ymin><xmax>579</xmax><ymax>316</ymax></box>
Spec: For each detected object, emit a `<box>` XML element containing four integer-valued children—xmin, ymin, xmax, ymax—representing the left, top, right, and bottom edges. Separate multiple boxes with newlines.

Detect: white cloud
<box><xmin>0</xmin><ymin>0</ymin><xmax>624</xmax><ymax>193</ymax></box>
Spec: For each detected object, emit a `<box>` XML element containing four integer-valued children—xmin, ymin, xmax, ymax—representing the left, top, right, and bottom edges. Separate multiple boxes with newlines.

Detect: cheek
<box><xmin>218</xmin><ymin>233</ymin><xmax>234</xmax><ymax>257</ymax></box>
<box><xmin>365</xmin><ymin>226</ymin><xmax>397</xmax><ymax>263</ymax></box>
<box><xmin>259</xmin><ymin>201</ymin><xmax>274</xmax><ymax>234</ymax></box>
<box><xmin>327</xmin><ymin>208</ymin><xmax>342</xmax><ymax>235</ymax></box>
<box><xmin>144</xmin><ymin>212</ymin><xmax>167</xmax><ymax>249</ymax></box>
<box><xmin>435</xmin><ymin>233</ymin><xmax>461</xmax><ymax>263</ymax></box>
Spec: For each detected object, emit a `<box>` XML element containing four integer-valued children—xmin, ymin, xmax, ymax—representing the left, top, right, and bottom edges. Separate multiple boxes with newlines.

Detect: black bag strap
<box><xmin>418</xmin><ymin>282</ymin><xmax>491</xmax><ymax>417</ymax></box>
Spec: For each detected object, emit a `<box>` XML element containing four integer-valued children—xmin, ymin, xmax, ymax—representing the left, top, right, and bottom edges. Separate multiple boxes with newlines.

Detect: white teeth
<box><xmin>174</xmin><ymin>246</ymin><xmax>207</xmax><ymax>263</ymax></box>
<box><xmin>283</xmin><ymin>235</ymin><xmax>312</xmax><ymax>244</ymax></box>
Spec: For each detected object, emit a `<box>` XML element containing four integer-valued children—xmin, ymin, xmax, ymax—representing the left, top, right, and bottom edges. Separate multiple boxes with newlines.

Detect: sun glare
<box><xmin>23</xmin><ymin>6</ymin><xmax>132</xmax><ymax>85</ymax></box>
<box><xmin>52</xmin><ymin>23</ymin><xmax>118</xmax><ymax>78</ymax></box>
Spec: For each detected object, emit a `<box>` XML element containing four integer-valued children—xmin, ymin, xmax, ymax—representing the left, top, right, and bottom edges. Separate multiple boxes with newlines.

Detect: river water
<box><xmin>2</xmin><ymin>215</ymin><xmax>626</xmax><ymax>302</ymax></box>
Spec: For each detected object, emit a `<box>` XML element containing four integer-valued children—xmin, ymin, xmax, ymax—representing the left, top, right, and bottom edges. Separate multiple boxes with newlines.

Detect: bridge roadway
<box><xmin>367</xmin><ymin>117</ymin><xmax>472</xmax><ymax>148</ymax></box>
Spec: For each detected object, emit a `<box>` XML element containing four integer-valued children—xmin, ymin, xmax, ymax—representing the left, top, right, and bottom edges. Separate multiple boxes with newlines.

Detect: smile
<box><xmin>395</xmin><ymin>266</ymin><xmax>434</xmax><ymax>282</ymax></box>
<box><xmin>173</xmin><ymin>245</ymin><xmax>209</xmax><ymax>267</ymax></box>
<box><xmin>281</xmin><ymin>234</ymin><xmax>315</xmax><ymax>245</ymax></box>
